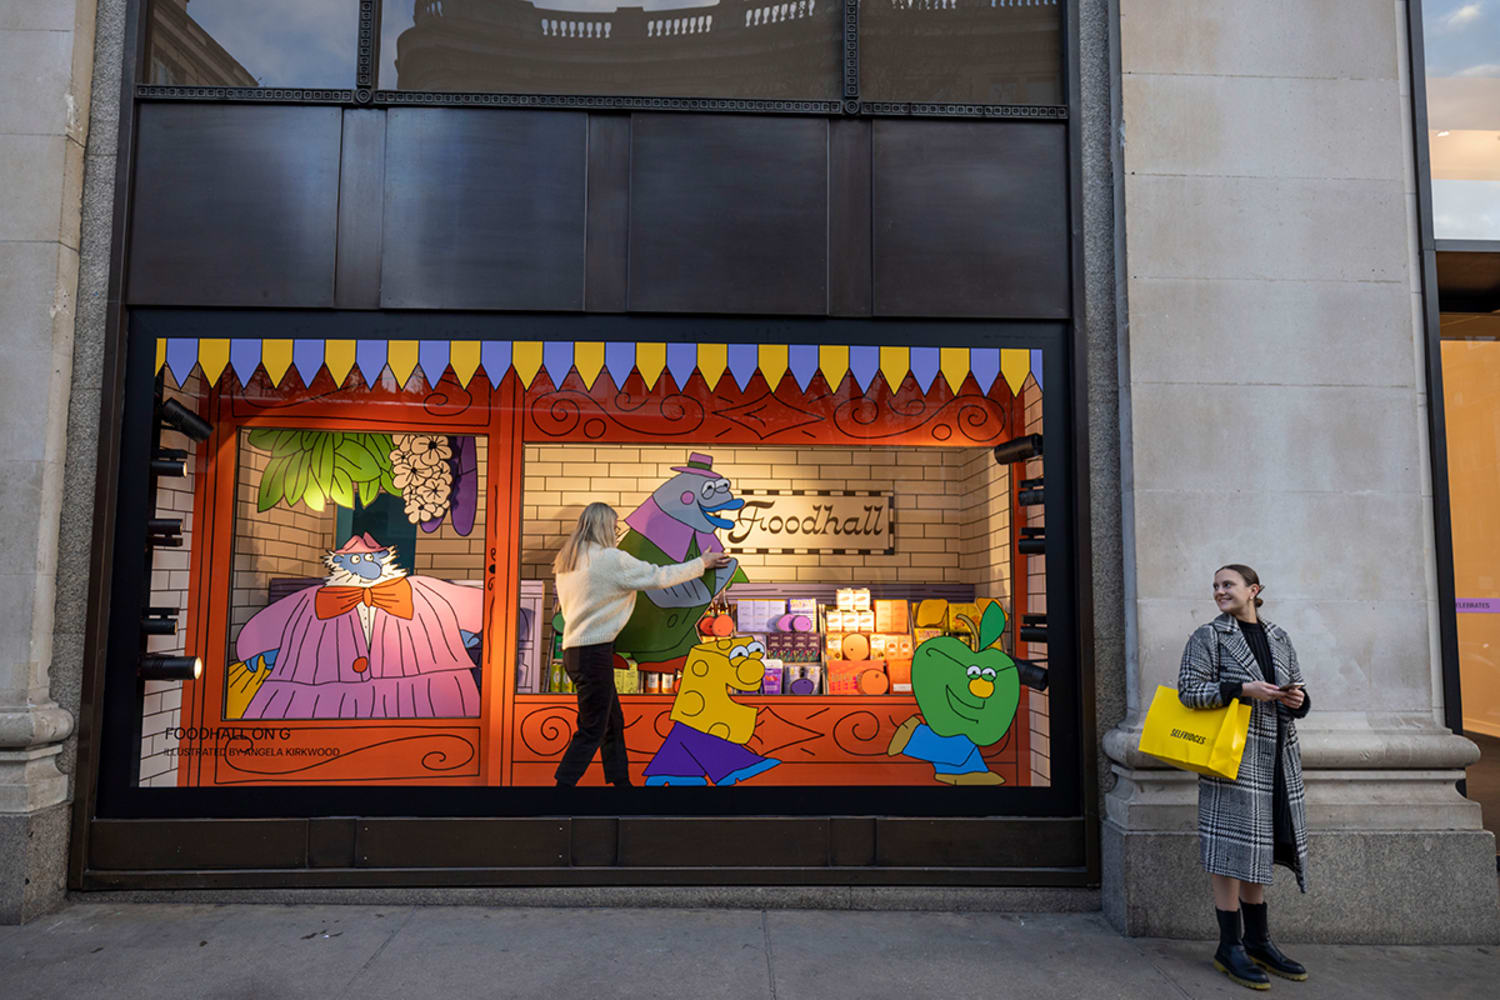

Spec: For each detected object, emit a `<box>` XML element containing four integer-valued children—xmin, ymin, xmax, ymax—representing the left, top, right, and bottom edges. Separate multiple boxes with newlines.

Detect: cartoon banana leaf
<box><xmin>302</xmin><ymin>479</ymin><xmax>327</xmax><ymax>512</ymax></box>
<box><xmin>334</xmin><ymin>439</ymin><xmax>380</xmax><ymax>481</ymax></box>
<box><xmin>257</xmin><ymin>455</ymin><xmax>291</xmax><ymax>512</ymax></box>
<box><xmin>315</xmin><ymin>434</ymin><xmax>335</xmax><ymax>489</ymax></box>
<box><xmin>246</xmin><ymin>427</ymin><xmax>280</xmax><ymax>452</ymax></box>
<box><xmin>285</xmin><ymin>451</ymin><xmax>311</xmax><ymax>506</ymax></box>
<box><xmin>329</xmin><ymin>467</ymin><xmax>356</xmax><ymax>509</ymax></box>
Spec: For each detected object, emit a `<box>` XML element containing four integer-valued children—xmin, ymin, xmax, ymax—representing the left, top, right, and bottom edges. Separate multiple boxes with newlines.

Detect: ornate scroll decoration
<box><xmin>518</xmin><ymin>703</ymin><xmax>579</xmax><ymax>757</ymax></box>
<box><xmin>226</xmin><ymin>366</ymin><xmax>489</xmax><ymax>425</ymax></box>
<box><xmin>830</xmin><ymin>708</ymin><xmax>893</xmax><ymax>757</ymax></box>
<box><xmin>524</xmin><ymin>367</ymin><xmax>1013</xmax><ymax>447</ymax></box>
<box><xmin>212</xmin><ymin>731</ymin><xmax>478</xmax><ymax>783</ymax></box>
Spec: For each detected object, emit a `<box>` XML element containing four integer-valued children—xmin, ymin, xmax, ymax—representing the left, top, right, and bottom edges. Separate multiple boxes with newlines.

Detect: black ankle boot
<box><xmin>1214</xmin><ymin>908</ymin><xmax>1271</xmax><ymax>991</ymax></box>
<box><xmin>1242</xmin><ymin>901</ymin><xmax>1307</xmax><ymax>981</ymax></box>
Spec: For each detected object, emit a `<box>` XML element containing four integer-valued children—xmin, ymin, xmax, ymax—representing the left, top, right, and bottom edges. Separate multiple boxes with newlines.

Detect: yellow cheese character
<box><xmin>644</xmin><ymin>636</ymin><xmax>781</xmax><ymax>786</ymax></box>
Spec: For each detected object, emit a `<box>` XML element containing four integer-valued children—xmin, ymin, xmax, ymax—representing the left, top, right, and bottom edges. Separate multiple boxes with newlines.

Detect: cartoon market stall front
<box><xmin>135</xmin><ymin>336</ymin><xmax>1059</xmax><ymax>792</ymax></box>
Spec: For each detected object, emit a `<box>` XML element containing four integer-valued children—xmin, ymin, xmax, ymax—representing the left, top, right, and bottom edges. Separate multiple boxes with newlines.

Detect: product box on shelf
<box><xmin>736</xmin><ymin>599</ymin><xmax>786</xmax><ymax>633</ymax></box>
<box><xmin>784</xmin><ymin>663</ymin><xmax>823</xmax><ymax>695</ymax></box>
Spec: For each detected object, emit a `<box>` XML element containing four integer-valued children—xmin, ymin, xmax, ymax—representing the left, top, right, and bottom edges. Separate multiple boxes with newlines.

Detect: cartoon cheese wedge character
<box><xmin>643</xmin><ymin>636</ymin><xmax>781</xmax><ymax>786</ymax></box>
<box><xmin>887</xmin><ymin>603</ymin><xmax>1021</xmax><ymax>785</ymax></box>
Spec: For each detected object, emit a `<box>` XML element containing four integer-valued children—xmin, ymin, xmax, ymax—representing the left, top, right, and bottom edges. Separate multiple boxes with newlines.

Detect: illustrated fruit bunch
<box><xmin>390</xmin><ymin>433</ymin><xmax>454</xmax><ymax>524</ymax></box>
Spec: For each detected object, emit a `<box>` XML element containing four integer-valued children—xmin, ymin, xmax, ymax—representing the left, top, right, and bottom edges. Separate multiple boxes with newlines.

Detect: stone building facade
<box><xmin>1</xmin><ymin>0</ymin><xmax>1494</xmax><ymax>940</ymax></box>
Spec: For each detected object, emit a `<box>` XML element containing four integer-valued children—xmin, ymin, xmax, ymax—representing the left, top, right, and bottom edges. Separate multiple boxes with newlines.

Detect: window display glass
<box><xmin>131</xmin><ymin>336</ymin><xmax>1054</xmax><ymax>791</ymax></box>
<box><xmin>379</xmin><ymin>0</ymin><xmax>842</xmax><ymax>100</ymax></box>
<box><xmin>1424</xmin><ymin>2</ymin><xmax>1500</xmax><ymax>239</ymax></box>
<box><xmin>144</xmin><ymin>0</ymin><xmax>360</xmax><ymax>89</ymax></box>
<box><xmin>859</xmin><ymin>0</ymin><xmax>1063</xmax><ymax>106</ymax></box>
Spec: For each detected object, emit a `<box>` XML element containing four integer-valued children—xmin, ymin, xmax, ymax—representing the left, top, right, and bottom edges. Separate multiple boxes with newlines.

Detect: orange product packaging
<box><xmin>857</xmin><ymin>661</ymin><xmax>889</xmax><ymax>695</ymax></box>
<box><xmin>825</xmin><ymin>658</ymin><xmax>861</xmax><ymax>695</ymax></box>
<box><xmin>886</xmin><ymin>657</ymin><xmax>913</xmax><ymax>693</ymax></box>
<box><xmin>874</xmin><ymin>599</ymin><xmax>909</xmax><ymax>634</ymax></box>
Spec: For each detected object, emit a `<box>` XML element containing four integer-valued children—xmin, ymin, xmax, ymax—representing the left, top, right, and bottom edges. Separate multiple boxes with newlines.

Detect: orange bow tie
<box><xmin>314</xmin><ymin>578</ymin><xmax>414</xmax><ymax>621</ymax></box>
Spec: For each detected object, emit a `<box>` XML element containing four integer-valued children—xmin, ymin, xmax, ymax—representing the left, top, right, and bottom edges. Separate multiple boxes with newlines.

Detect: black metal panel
<box><xmin>90</xmin><ymin>819</ymin><xmax>309</xmax><ymax>870</ymax></box>
<box><xmin>829</xmin><ymin>817</ymin><xmax>875</xmax><ymax>866</ymax></box>
<box><xmin>628</xmin><ymin>115</ymin><xmax>829</xmax><ymax>314</ymax></box>
<box><xmin>875</xmin><ymin>818</ymin><xmax>1084</xmax><ymax>868</ymax></box>
<box><xmin>585</xmin><ymin>115</ymin><xmax>631</xmax><ymax>312</ymax></box>
<box><xmin>618</xmin><ymin>819</ymin><xmax>830</xmax><ymax>867</ymax></box>
<box><xmin>570</xmin><ymin>817</ymin><xmax>619</xmax><ymax>866</ymax></box>
<box><xmin>828</xmin><ymin>118</ymin><xmax>872</xmax><ymax>316</ymax></box>
<box><xmin>81</xmin><ymin>864</ymin><xmax>1092</xmax><ymax>890</ymax></box>
<box><xmin>380</xmin><ymin>108</ymin><xmax>587</xmax><ymax>310</ymax></box>
<box><xmin>126</xmin><ymin>104</ymin><xmax>342</xmax><ymax>306</ymax></box>
<box><xmin>356</xmin><ymin>818</ymin><xmax>569</xmax><ymax>867</ymax></box>
<box><xmin>308</xmin><ymin>818</ymin><xmax>358</xmax><ymax>868</ymax></box>
<box><xmin>871</xmin><ymin>120</ymin><xmax>1069</xmax><ymax>318</ymax></box>
<box><xmin>335</xmin><ymin>109</ymin><xmax>387</xmax><ymax>308</ymax></box>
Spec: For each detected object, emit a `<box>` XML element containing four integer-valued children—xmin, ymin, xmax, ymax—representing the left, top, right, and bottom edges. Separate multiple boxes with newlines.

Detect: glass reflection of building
<box><xmin>387</xmin><ymin>0</ymin><xmax>1061</xmax><ymax>104</ymax></box>
<box><xmin>147</xmin><ymin>0</ymin><xmax>258</xmax><ymax>87</ymax></box>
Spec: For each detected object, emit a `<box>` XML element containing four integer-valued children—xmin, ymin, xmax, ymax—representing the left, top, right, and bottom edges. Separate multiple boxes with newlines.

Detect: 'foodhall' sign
<box><xmin>725</xmin><ymin>490</ymin><xmax>894</xmax><ymax>555</ymax></box>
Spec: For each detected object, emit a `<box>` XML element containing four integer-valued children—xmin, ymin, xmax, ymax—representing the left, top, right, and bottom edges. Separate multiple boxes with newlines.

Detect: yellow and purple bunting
<box><xmin>156</xmin><ymin>339</ymin><xmax>1041</xmax><ymax>398</ymax></box>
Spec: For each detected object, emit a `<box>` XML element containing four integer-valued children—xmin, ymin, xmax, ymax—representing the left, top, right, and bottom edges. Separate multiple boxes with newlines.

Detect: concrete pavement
<box><xmin>0</xmin><ymin>903</ymin><xmax>1495</xmax><ymax>999</ymax></box>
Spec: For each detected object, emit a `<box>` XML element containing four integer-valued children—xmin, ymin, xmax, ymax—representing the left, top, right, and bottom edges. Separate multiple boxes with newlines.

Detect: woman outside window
<box><xmin>1177</xmin><ymin>564</ymin><xmax>1312</xmax><ymax>990</ymax></box>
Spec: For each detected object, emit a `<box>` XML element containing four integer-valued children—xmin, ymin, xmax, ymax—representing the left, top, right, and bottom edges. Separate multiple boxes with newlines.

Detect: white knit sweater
<box><xmin>555</xmin><ymin>544</ymin><xmax>707</xmax><ymax>649</ymax></box>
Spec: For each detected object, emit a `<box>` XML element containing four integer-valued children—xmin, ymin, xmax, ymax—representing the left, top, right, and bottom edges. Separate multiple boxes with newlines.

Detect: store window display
<box><xmin>133</xmin><ymin>335</ymin><xmax>1052</xmax><ymax>791</ymax></box>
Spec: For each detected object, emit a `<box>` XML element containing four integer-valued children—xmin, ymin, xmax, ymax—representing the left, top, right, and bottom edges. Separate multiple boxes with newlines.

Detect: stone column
<box><xmin>1101</xmin><ymin>0</ymin><xmax>1498</xmax><ymax>943</ymax></box>
<box><xmin>0</xmin><ymin>0</ymin><xmax>96</xmax><ymax>923</ymax></box>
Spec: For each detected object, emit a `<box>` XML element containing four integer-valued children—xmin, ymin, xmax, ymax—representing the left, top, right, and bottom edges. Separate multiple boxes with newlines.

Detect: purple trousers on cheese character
<box><xmin>643</xmin><ymin>722</ymin><xmax>780</xmax><ymax>786</ymax></box>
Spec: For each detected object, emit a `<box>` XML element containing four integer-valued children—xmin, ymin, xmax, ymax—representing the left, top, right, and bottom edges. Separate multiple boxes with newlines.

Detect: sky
<box><xmin>184</xmin><ymin>1</ymin><xmax>360</xmax><ymax>88</ymax></box>
<box><xmin>1424</xmin><ymin>3</ymin><xmax>1500</xmax><ymax>238</ymax></box>
<box><xmin>1424</xmin><ymin>1</ymin><xmax>1500</xmax><ymax>78</ymax></box>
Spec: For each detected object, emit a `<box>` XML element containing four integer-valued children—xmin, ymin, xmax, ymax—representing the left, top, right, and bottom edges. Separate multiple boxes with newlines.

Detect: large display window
<box><xmin>101</xmin><ymin>319</ymin><xmax>1077</xmax><ymax>817</ymax></box>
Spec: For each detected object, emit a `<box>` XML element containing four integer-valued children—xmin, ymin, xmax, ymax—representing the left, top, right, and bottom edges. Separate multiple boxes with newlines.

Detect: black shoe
<box><xmin>1242</xmin><ymin>901</ymin><xmax>1307</xmax><ymax>981</ymax></box>
<box><xmin>1214</xmin><ymin>908</ymin><xmax>1271</xmax><ymax>991</ymax></box>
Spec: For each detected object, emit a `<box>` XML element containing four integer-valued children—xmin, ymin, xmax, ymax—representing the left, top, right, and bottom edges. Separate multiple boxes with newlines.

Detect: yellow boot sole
<box><xmin>1252</xmin><ymin>957</ymin><xmax>1308</xmax><ymax>982</ymax></box>
<box><xmin>1213</xmin><ymin>958</ymin><xmax>1271</xmax><ymax>990</ymax></box>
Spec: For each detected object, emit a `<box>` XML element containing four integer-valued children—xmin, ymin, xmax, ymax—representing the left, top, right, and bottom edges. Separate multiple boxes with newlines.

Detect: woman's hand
<box><xmin>702</xmin><ymin>551</ymin><xmax>733</xmax><ymax>570</ymax></box>
<box><xmin>1278</xmin><ymin>686</ymin><xmax>1305</xmax><ymax>710</ymax></box>
<box><xmin>1240</xmin><ymin>680</ymin><xmax>1284</xmax><ymax>702</ymax></box>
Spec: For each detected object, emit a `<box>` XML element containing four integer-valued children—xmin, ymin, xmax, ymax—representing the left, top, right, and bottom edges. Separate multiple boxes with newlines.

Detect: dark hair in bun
<box><xmin>1218</xmin><ymin>564</ymin><xmax>1264</xmax><ymax>608</ymax></box>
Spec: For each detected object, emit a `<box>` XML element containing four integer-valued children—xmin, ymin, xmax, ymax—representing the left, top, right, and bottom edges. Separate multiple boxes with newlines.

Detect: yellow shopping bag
<box><xmin>1137</xmin><ymin>685</ymin><xmax>1251</xmax><ymax>780</ymax></box>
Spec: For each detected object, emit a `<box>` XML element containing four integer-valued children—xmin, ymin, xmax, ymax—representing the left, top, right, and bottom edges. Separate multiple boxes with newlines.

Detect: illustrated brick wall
<box><xmin>230</xmin><ymin>432</ymin><xmax>339</xmax><ymax>636</ymax></box>
<box><xmin>410</xmin><ymin>435</ymin><xmax>488</xmax><ymax>580</ymax></box>
<box><xmin>139</xmin><ymin>378</ymin><xmax>199</xmax><ymax>787</ymax></box>
<box><xmin>1019</xmin><ymin>374</ymin><xmax>1050</xmax><ymax>786</ymax></box>
<box><xmin>521</xmin><ymin>444</ymin><xmax>1014</xmax><ymax>659</ymax></box>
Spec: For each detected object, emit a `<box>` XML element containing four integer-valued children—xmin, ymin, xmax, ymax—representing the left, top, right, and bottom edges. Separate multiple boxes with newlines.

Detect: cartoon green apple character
<box><xmin>886</xmin><ymin>602</ymin><xmax>1021</xmax><ymax>785</ymax></box>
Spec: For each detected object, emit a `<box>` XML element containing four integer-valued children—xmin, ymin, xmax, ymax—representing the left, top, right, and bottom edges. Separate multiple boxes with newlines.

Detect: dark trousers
<box><xmin>554</xmin><ymin>642</ymin><xmax>629</xmax><ymax>786</ymax></box>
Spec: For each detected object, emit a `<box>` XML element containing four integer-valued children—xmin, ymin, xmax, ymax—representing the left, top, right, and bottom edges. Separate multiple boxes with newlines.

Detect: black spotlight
<box><xmin>993</xmin><ymin>433</ymin><xmax>1043</xmax><ymax>465</ymax></box>
<box><xmin>1017</xmin><ymin>477</ymin><xmax>1044</xmax><ymax>507</ymax></box>
<box><xmin>1015</xmin><ymin>659</ymin><xmax>1049</xmax><ymax>691</ymax></box>
<box><xmin>141</xmin><ymin>608</ymin><xmax>179</xmax><ymax>636</ymax></box>
<box><xmin>147</xmin><ymin>518</ymin><xmax>184</xmax><ymax>547</ymax></box>
<box><xmin>1018</xmin><ymin>527</ymin><xmax>1045</xmax><ymax>554</ymax></box>
<box><xmin>139</xmin><ymin>655</ymin><xmax>203</xmax><ymax>681</ymax></box>
<box><xmin>150</xmin><ymin>447</ymin><xmax>188</xmax><ymax>477</ymax></box>
<box><xmin>159</xmin><ymin>397</ymin><xmax>213</xmax><ymax>441</ymax></box>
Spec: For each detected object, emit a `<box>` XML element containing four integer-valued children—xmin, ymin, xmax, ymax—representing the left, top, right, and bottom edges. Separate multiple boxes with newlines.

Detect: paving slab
<box><xmin>339</xmin><ymin>905</ymin><xmax>770</xmax><ymax>1000</ymax></box>
<box><xmin>1</xmin><ymin>904</ymin><xmax>1497</xmax><ymax>1000</ymax></box>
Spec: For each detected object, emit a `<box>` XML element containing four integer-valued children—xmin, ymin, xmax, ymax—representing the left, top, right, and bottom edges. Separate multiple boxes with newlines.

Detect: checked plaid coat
<box><xmin>1177</xmin><ymin>613</ymin><xmax>1309</xmax><ymax>892</ymax></box>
